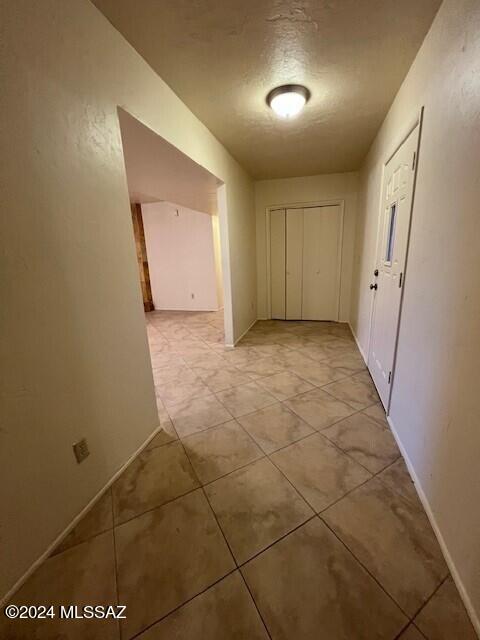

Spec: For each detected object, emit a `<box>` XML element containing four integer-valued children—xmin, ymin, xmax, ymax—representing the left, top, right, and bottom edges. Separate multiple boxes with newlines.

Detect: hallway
<box><xmin>3</xmin><ymin>312</ymin><xmax>475</xmax><ymax>639</ymax></box>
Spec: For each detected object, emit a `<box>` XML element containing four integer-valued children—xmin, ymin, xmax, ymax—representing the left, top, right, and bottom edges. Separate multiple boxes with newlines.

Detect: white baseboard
<box><xmin>232</xmin><ymin>317</ymin><xmax>258</xmax><ymax>347</ymax></box>
<box><xmin>1</xmin><ymin>421</ymin><xmax>165</xmax><ymax>607</ymax></box>
<box><xmin>153</xmin><ymin>306</ymin><xmax>221</xmax><ymax>312</ymax></box>
<box><xmin>348</xmin><ymin>321</ymin><xmax>368</xmax><ymax>363</ymax></box>
<box><xmin>348</xmin><ymin>319</ymin><xmax>479</xmax><ymax>633</ymax></box>
<box><xmin>387</xmin><ymin>415</ymin><xmax>480</xmax><ymax>635</ymax></box>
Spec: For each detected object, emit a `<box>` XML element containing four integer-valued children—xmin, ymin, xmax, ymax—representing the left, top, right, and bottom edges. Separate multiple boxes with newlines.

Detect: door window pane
<box><xmin>385</xmin><ymin>203</ymin><xmax>397</xmax><ymax>263</ymax></box>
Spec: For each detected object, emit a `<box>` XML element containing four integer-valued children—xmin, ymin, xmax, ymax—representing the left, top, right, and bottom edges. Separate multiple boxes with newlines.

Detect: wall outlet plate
<box><xmin>73</xmin><ymin>438</ymin><xmax>90</xmax><ymax>464</ymax></box>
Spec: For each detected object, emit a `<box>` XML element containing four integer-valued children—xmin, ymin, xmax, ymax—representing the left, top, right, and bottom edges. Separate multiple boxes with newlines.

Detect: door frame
<box><xmin>367</xmin><ymin>106</ymin><xmax>424</xmax><ymax>412</ymax></box>
<box><xmin>265</xmin><ymin>199</ymin><xmax>345</xmax><ymax>321</ymax></box>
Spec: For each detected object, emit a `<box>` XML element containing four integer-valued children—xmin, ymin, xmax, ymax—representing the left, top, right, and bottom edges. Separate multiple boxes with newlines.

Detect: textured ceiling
<box><xmin>94</xmin><ymin>0</ymin><xmax>441</xmax><ymax>179</ymax></box>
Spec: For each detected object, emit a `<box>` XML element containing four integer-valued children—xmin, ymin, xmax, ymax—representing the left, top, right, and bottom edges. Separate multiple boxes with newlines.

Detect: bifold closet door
<box><xmin>270</xmin><ymin>209</ymin><xmax>286</xmax><ymax>319</ymax></box>
<box><xmin>302</xmin><ymin>205</ymin><xmax>342</xmax><ymax>321</ymax></box>
<box><xmin>286</xmin><ymin>208</ymin><xmax>303</xmax><ymax>320</ymax></box>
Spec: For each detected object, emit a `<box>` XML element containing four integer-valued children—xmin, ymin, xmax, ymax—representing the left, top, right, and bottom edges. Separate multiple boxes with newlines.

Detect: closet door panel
<box><xmin>302</xmin><ymin>205</ymin><xmax>342</xmax><ymax>320</ymax></box>
<box><xmin>286</xmin><ymin>208</ymin><xmax>304</xmax><ymax>320</ymax></box>
<box><xmin>270</xmin><ymin>209</ymin><xmax>286</xmax><ymax>319</ymax></box>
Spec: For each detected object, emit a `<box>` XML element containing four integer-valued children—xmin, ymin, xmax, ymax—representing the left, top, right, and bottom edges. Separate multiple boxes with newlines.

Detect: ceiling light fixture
<box><xmin>266</xmin><ymin>84</ymin><xmax>311</xmax><ymax>119</ymax></box>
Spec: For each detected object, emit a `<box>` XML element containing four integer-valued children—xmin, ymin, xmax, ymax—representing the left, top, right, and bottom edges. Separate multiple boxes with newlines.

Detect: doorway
<box><xmin>368</xmin><ymin>116</ymin><xmax>422</xmax><ymax>409</ymax></box>
<box><xmin>117</xmin><ymin>109</ymin><xmax>234</xmax><ymax>424</ymax></box>
<box><xmin>117</xmin><ymin>108</ymin><xmax>234</xmax><ymax>346</ymax></box>
<box><xmin>268</xmin><ymin>203</ymin><xmax>344</xmax><ymax>321</ymax></box>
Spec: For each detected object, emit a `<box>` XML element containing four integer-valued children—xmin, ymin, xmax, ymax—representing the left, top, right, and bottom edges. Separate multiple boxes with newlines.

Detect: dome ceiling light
<box><xmin>266</xmin><ymin>84</ymin><xmax>311</xmax><ymax>119</ymax></box>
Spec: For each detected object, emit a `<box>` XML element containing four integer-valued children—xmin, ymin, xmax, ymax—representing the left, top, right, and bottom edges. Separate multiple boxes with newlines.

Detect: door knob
<box><xmin>374</xmin><ymin>269</ymin><xmax>379</xmax><ymax>277</ymax></box>
<box><xmin>370</xmin><ymin>283</ymin><xmax>378</xmax><ymax>290</ymax></box>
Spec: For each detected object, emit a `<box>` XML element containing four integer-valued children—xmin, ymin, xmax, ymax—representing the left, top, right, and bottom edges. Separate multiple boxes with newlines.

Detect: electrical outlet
<box><xmin>73</xmin><ymin>438</ymin><xmax>90</xmax><ymax>464</ymax></box>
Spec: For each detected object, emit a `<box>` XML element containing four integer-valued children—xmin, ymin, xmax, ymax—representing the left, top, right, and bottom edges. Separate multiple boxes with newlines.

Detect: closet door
<box><xmin>302</xmin><ymin>205</ymin><xmax>342</xmax><ymax>321</ymax></box>
<box><xmin>286</xmin><ymin>208</ymin><xmax>304</xmax><ymax>320</ymax></box>
<box><xmin>270</xmin><ymin>209</ymin><xmax>286</xmax><ymax>319</ymax></box>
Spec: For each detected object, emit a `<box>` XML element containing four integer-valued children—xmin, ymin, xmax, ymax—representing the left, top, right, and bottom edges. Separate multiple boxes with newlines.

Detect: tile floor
<box><xmin>2</xmin><ymin>310</ymin><xmax>477</xmax><ymax>640</ymax></box>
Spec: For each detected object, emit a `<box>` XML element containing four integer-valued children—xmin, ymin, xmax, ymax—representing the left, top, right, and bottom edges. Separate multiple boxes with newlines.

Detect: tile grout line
<box><xmin>122</xmin><ymin>432</ymin><xmax>260</xmax><ymax>640</ymax></box>
<box><xmin>407</xmin><ymin>573</ymin><xmax>450</xmax><ymax>628</ymax></box>
<box><xmin>162</xmin><ymin>384</ymin><xmax>363</xmax><ymax>456</ymax></box>
<box><xmin>158</xmin><ymin>361</ymin><xmax>372</xmax><ymax>411</ymax></box>
<box><xmin>51</xmin><ymin>436</ymin><xmax>400</xmax><ymax>561</ymax></box>
<box><xmin>153</xmin><ymin>324</ymin><xmax>364</xmax><ymax>411</ymax></box>
<box><xmin>313</xmin><ymin>454</ymin><xmax>405</xmax><ymax>517</ymax></box>
<box><xmin>392</xmin><ymin>621</ymin><xmax>417</xmax><ymax>640</ymax></box>
<box><xmin>198</xmin><ymin>485</ymin><xmax>275</xmax><ymax>640</ymax></box>
<box><xmin>110</xmin><ymin>486</ymin><xmax>123</xmax><ymax>640</ymax></box>
<box><xmin>127</xmin><ymin>568</ymin><xmax>239</xmax><ymax>640</ymax></box>
<box><xmin>103</xmin><ymin>329</ymin><xmax>386</xmax><ymax>542</ymax></box>
<box><xmin>188</xmin><ymin>444</ymin><xmax>267</xmax><ymax>489</ymax></box>
<box><xmin>320</xmin><ymin>490</ymin><xmax>456</xmax><ymax>631</ymax></box>
<box><xmin>237</xmin><ymin>571</ymin><xmax>274</xmax><ymax>640</ymax></box>
<box><xmin>234</xmin><ymin>515</ymin><xmax>318</xmax><ymax>571</ymax></box>
<box><xmin>317</xmin><ymin>419</ymin><xmax>402</xmax><ymax>474</ymax></box>
<box><xmin>231</xmin><ymin>421</ymin><xmax>320</xmax><ymax>516</ymax></box>
<box><xmin>176</xmin><ymin>422</ymin><xmax>305</xmax><ymax>640</ymax></box>
<box><xmin>318</xmin><ymin>515</ymin><xmax>413</xmax><ymax>621</ymax></box>
<box><xmin>211</xmin><ymin>365</ymin><xmax>365</xmax><ymax>424</ymax></box>
<box><xmin>311</xmin><ymin>420</ymin><xmax>382</xmax><ymax>475</ymax></box>
<box><xmin>175</xmin><ymin>436</ymin><xmax>274</xmax><ymax>640</ymax></box>
<box><xmin>137</xmin><ymin>316</ymin><xmax>437</xmax><ymax>636</ymax></box>
<box><xmin>160</xmin><ymin>380</ymin><xmax>379</xmax><ymax>438</ymax></box>
<box><xmin>175</xmin><ymin>438</ymin><xmax>238</xmax><ymax>568</ymax></box>
<box><xmin>112</xmin><ymin>482</ymin><xmax>201</xmax><ymax>530</ymax></box>
<box><xmin>373</xmin><ymin>458</ymin><xmax>422</xmax><ymax>509</ymax></box>
<box><xmin>55</xmin><ymin>324</ymin><xmax>387</xmax><ymax>558</ymax></box>
<box><xmin>234</xmin><ymin>395</ymin><xmax>383</xmax><ymax>459</ymax></box>
<box><xmin>393</xmin><ymin>620</ymin><xmax>429</xmax><ymax>640</ymax></box>
<box><xmin>249</xmin><ymin>414</ymin><xmax>393</xmax><ymax>527</ymax></box>
<box><xmin>410</xmin><ymin>622</ymin><xmax>429</xmax><ymax>640</ymax></box>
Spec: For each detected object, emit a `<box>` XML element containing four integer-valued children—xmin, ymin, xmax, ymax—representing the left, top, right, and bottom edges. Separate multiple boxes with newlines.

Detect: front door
<box><xmin>368</xmin><ymin>124</ymin><xmax>420</xmax><ymax>408</ymax></box>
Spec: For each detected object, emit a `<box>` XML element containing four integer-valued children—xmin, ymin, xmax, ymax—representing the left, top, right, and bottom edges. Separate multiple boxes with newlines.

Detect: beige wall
<box><xmin>212</xmin><ymin>215</ymin><xmax>225</xmax><ymax>310</ymax></box>
<box><xmin>0</xmin><ymin>0</ymin><xmax>255</xmax><ymax>599</ymax></box>
<box><xmin>350</xmin><ymin>0</ymin><xmax>480</xmax><ymax>628</ymax></box>
<box><xmin>142</xmin><ymin>202</ymin><xmax>220</xmax><ymax>311</ymax></box>
<box><xmin>255</xmin><ymin>173</ymin><xmax>359</xmax><ymax>321</ymax></box>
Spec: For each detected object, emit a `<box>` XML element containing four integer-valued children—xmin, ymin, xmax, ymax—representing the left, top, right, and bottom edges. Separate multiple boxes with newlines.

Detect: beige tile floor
<box><xmin>2</xmin><ymin>310</ymin><xmax>477</xmax><ymax>640</ymax></box>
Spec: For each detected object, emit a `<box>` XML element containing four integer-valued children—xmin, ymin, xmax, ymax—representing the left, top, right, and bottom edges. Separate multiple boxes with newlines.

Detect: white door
<box><xmin>302</xmin><ymin>205</ymin><xmax>342</xmax><ymax>320</ymax></box>
<box><xmin>286</xmin><ymin>208</ymin><xmax>303</xmax><ymax>320</ymax></box>
<box><xmin>368</xmin><ymin>124</ymin><xmax>419</xmax><ymax>408</ymax></box>
<box><xmin>270</xmin><ymin>209</ymin><xmax>286</xmax><ymax>319</ymax></box>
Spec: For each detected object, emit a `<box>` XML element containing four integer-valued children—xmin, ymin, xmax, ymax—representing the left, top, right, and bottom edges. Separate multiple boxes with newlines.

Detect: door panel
<box><xmin>286</xmin><ymin>208</ymin><xmax>303</xmax><ymax>320</ymax></box>
<box><xmin>368</xmin><ymin>124</ymin><xmax>419</xmax><ymax>408</ymax></box>
<box><xmin>270</xmin><ymin>209</ymin><xmax>286</xmax><ymax>319</ymax></box>
<box><xmin>302</xmin><ymin>205</ymin><xmax>342</xmax><ymax>320</ymax></box>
